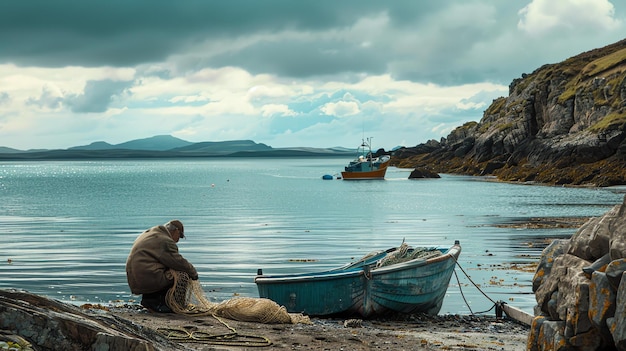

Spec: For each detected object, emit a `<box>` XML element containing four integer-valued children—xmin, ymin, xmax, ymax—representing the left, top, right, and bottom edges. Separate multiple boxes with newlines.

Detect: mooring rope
<box><xmin>451</xmin><ymin>254</ymin><xmax>499</xmax><ymax>315</ymax></box>
<box><xmin>453</xmin><ymin>267</ymin><xmax>474</xmax><ymax>315</ymax></box>
<box><xmin>157</xmin><ymin>313</ymin><xmax>272</xmax><ymax>347</ymax></box>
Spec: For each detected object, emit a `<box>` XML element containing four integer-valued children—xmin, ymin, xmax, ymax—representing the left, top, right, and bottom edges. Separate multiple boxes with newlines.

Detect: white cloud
<box><xmin>0</xmin><ymin>64</ymin><xmax>135</xmax><ymax>109</ymax></box>
<box><xmin>170</xmin><ymin>95</ymin><xmax>210</xmax><ymax>104</ymax></box>
<box><xmin>320</xmin><ymin>101</ymin><xmax>361</xmax><ymax>117</ymax></box>
<box><xmin>260</xmin><ymin>104</ymin><xmax>297</xmax><ymax>117</ymax></box>
<box><xmin>518</xmin><ymin>0</ymin><xmax>621</xmax><ymax>35</ymax></box>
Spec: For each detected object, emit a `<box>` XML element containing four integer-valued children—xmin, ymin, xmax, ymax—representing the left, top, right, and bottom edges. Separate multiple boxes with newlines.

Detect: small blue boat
<box><xmin>255</xmin><ymin>241</ymin><xmax>461</xmax><ymax>317</ymax></box>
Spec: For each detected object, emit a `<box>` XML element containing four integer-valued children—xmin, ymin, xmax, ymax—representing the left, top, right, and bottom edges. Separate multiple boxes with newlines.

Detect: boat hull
<box><xmin>255</xmin><ymin>251</ymin><xmax>387</xmax><ymax>316</ymax></box>
<box><xmin>256</xmin><ymin>270</ymin><xmax>365</xmax><ymax>316</ymax></box>
<box><xmin>362</xmin><ymin>247</ymin><xmax>460</xmax><ymax>316</ymax></box>
<box><xmin>341</xmin><ymin>168</ymin><xmax>387</xmax><ymax>180</ymax></box>
<box><xmin>255</xmin><ymin>242</ymin><xmax>461</xmax><ymax>317</ymax></box>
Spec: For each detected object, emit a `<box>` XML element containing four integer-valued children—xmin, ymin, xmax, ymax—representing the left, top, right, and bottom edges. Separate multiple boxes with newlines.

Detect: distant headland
<box><xmin>392</xmin><ymin>39</ymin><xmax>626</xmax><ymax>187</ymax></box>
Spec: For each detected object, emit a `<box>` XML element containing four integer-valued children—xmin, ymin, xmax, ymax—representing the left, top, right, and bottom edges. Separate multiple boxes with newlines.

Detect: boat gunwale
<box><xmin>254</xmin><ymin>267</ymin><xmax>365</xmax><ymax>284</ymax></box>
<box><xmin>370</xmin><ymin>244</ymin><xmax>460</xmax><ymax>275</ymax></box>
<box><xmin>255</xmin><ymin>244</ymin><xmax>460</xmax><ymax>283</ymax></box>
<box><xmin>254</xmin><ymin>250</ymin><xmax>390</xmax><ymax>284</ymax></box>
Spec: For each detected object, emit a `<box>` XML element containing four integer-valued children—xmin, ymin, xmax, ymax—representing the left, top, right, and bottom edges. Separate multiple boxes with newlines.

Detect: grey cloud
<box><xmin>64</xmin><ymin>80</ymin><xmax>133</xmax><ymax>113</ymax></box>
<box><xmin>136</xmin><ymin>66</ymin><xmax>174</xmax><ymax>80</ymax></box>
<box><xmin>0</xmin><ymin>0</ymin><xmax>411</xmax><ymax>67</ymax></box>
<box><xmin>0</xmin><ymin>1</ymin><xmax>623</xmax><ymax>86</ymax></box>
<box><xmin>207</xmin><ymin>39</ymin><xmax>387</xmax><ymax>78</ymax></box>
<box><xmin>0</xmin><ymin>92</ymin><xmax>9</xmax><ymax>105</ymax></box>
<box><xmin>26</xmin><ymin>87</ymin><xmax>63</xmax><ymax>109</ymax></box>
<box><xmin>460</xmin><ymin>90</ymin><xmax>508</xmax><ymax>106</ymax></box>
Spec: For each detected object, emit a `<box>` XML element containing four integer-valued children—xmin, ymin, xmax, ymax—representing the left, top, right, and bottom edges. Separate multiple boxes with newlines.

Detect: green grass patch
<box><xmin>557</xmin><ymin>48</ymin><xmax>626</xmax><ymax>104</ymax></box>
<box><xmin>582</xmin><ymin>47</ymin><xmax>626</xmax><ymax>77</ymax></box>
<box><xmin>558</xmin><ymin>85</ymin><xmax>577</xmax><ymax>104</ymax></box>
<box><xmin>484</xmin><ymin>97</ymin><xmax>507</xmax><ymax>116</ymax></box>
<box><xmin>498</xmin><ymin>122</ymin><xmax>515</xmax><ymax>132</ymax></box>
<box><xmin>460</xmin><ymin>121</ymin><xmax>478</xmax><ymax>129</ymax></box>
<box><xmin>478</xmin><ymin>121</ymin><xmax>491</xmax><ymax>133</ymax></box>
<box><xmin>589</xmin><ymin>111</ymin><xmax>626</xmax><ymax>132</ymax></box>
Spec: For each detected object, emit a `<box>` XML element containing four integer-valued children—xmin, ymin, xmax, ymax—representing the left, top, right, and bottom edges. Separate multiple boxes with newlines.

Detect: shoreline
<box><xmin>1</xmin><ymin>289</ymin><xmax>530</xmax><ymax>350</ymax></box>
<box><xmin>106</xmin><ymin>303</ymin><xmax>531</xmax><ymax>350</ymax></box>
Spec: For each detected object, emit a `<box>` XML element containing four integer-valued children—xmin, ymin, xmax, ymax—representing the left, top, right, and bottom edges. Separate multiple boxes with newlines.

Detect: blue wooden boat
<box><xmin>254</xmin><ymin>241</ymin><xmax>461</xmax><ymax>317</ymax></box>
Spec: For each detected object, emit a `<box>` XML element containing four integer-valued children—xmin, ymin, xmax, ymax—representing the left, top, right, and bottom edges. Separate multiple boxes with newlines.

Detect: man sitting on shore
<box><xmin>126</xmin><ymin>220</ymin><xmax>198</xmax><ymax>312</ymax></box>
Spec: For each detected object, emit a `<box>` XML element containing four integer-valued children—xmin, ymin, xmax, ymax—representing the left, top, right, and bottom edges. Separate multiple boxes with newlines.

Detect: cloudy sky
<box><xmin>0</xmin><ymin>0</ymin><xmax>624</xmax><ymax>150</ymax></box>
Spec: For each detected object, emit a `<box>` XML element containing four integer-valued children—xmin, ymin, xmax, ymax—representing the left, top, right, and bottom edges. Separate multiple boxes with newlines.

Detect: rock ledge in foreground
<box><xmin>0</xmin><ymin>289</ymin><xmax>179</xmax><ymax>351</ymax></box>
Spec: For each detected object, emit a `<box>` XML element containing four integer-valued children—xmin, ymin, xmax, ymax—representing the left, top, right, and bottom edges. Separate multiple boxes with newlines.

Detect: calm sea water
<box><xmin>1</xmin><ymin>158</ymin><xmax>624</xmax><ymax>316</ymax></box>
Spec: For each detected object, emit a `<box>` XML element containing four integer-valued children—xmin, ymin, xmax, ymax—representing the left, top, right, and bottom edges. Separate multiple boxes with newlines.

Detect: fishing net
<box><xmin>375</xmin><ymin>242</ymin><xmax>443</xmax><ymax>268</ymax></box>
<box><xmin>165</xmin><ymin>270</ymin><xmax>311</xmax><ymax>324</ymax></box>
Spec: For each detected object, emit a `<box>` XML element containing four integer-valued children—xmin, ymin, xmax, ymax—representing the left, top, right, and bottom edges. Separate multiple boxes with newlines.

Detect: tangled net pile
<box><xmin>375</xmin><ymin>242</ymin><xmax>443</xmax><ymax>268</ymax></box>
<box><xmin>165</xmin><ymin>271</ymin><xmax>311</xmax><ymax>324</ymax></box>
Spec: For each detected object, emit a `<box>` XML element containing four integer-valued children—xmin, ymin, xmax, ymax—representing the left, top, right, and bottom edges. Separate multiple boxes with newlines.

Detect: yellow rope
<box><xmin>157</xmin><ymin>313</ymin><xmax>272</xmax><ymax>347</ymax></box>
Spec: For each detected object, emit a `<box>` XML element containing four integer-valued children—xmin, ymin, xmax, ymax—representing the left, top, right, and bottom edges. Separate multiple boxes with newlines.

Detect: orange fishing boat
<box><xmin>341</xmin><ymin>138</ymin><xmax>390</xmax><ymax>180</ymax></box>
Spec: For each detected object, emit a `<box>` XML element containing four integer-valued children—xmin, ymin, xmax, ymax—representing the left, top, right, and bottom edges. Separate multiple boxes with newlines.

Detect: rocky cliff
<box><xmin>393</xmin><ymin>39</ymin><xmax>626</xmax><ymax>187</ymax></box>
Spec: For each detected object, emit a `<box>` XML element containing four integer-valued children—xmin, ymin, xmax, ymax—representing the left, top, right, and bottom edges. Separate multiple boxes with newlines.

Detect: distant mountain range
<box><xmin>0</xmin><ymin>135</ymin><xmax>357</xmax><ymax>160</ymax></box>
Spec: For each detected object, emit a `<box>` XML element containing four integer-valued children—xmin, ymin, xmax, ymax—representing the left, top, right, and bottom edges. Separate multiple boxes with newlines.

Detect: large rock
<box><xmin>533</xmin><ymin>239</ymin><xmax>570</xmax><ymax>293</ymax></box>
<box><xmin>408</xmin><ymin>168</ymin><xmax>440</xmax><ymax>179</ymax></box>
<box><xmin>610</xmin><ymin>203</ymin><xmax>626</xmax><ymax>260</ymax></box>
<box><xmin>555</xmin><ymin>257</ymin><xmax>590</xmax><ymax>326</ymax></box>
<box><xmin>611</xmin><ymin>272</ymin><xmax>626</xmax><ymax>350</ymax></box>
<box><xmin>0</xmin><ymin>289</ymin><xmax>179</xmax><ymax>351</ymax></box>
<box><xmin>606</xmin><ymin>258</ymin><xmax>626</xmax><ymax>290</ymax></box>
<box><xmin>589</xmin><ymin>271</ymin><xmax>617</xmax><ymax>347</ymax></box>
<box><xmin>529</xmin><ymin>196</ymin><xmax>626</xmax><ymax>350</ymax></box>
<box><xmin>538</xmin><ymin>320</ymin><xmax>567</xmax><ymax>351</ymax></box>
<box><xmin>534</xmin><ymin>253</ymin><xmax>589</xmax><ymax>316</ymax></box>
<box><xmin>570</xmin><ymin>205</ymin><xmax>619</xmax><ymax>261</ymax></box>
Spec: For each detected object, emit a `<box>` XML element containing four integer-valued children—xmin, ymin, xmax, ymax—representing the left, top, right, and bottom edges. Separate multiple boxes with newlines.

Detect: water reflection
<box><xmin>1</xmin><ymin>159</ymin><xmax>623</xmax><ymax>315</ymax></box>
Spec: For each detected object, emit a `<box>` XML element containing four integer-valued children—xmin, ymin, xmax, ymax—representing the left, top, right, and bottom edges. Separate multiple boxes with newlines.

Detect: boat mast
<box><xmin>364</xmin><ymin>137</ymin><xmax>373</xmax><ymax>167</ymax></box>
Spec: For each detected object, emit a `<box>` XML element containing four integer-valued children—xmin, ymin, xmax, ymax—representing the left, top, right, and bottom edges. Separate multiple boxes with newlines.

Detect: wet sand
<box><xmin>106</xmin><ymin>304</ymin><xmax>530</xmax><ymax>351</ymax></box>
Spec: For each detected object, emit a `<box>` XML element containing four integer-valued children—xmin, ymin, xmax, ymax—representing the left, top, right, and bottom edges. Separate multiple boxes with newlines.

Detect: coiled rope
<box><xmin>156</xmin><ymin>313</ymin><xmax>272</xmax><ymax>347</ymax></box>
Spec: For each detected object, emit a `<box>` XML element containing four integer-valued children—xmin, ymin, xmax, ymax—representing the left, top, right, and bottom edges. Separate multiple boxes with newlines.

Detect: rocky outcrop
<box><xmin>408</xmin><ymin>168</ymin><xmax>440</xmax><ymax>179</ymax></box>
<box><xmin>0</xmin><ymin>289</ymin><xmax>179</xmax><ymax>351</ymax></box>
<box><xmin>528</xmin><ymin>196</ymin><xmax>626</xmax><ymax>350</ymax></box>
<box><xmin>393</xmin><ymin>39</ymin><xmax>626</xmax><ymax>187</ymax></box>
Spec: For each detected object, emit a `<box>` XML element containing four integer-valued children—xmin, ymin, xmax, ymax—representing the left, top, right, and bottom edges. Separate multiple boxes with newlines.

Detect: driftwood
<box><xmin>499</xmin><ymin>303</ymin><xmax>533</xmax><ymax>327</ymax></box>
<box><xmin>0</xmin><ymin>289</ymin><xmax>183</xmax><ymax>351</ymax></box>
